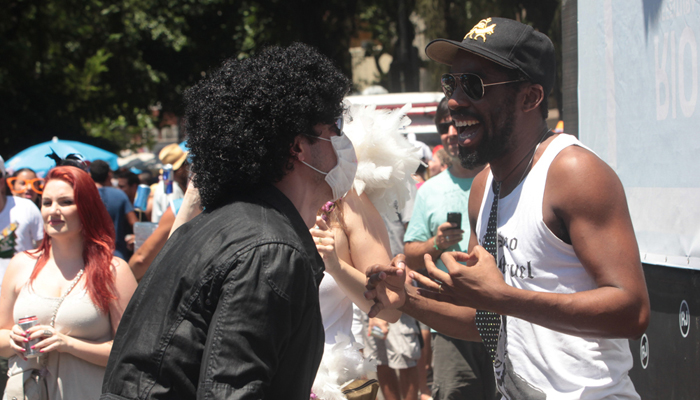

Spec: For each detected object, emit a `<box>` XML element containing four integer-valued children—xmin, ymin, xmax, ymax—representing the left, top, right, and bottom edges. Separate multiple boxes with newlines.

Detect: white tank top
<box><xmin>475</xmin><ymin>134</ymin><xmax>639</xmax><ymax>400</ymax></box>
<box><xmin>318</xmin><ymin>272</ymin><xmax>354</xmax><ymax>347</ymax></box>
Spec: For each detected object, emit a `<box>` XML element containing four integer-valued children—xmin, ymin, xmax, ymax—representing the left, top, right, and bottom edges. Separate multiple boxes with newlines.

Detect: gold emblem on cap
<box><xmin>464</xmin><ymin>18</ymin><xmax>496</xmax><ymax>42</ymax></box>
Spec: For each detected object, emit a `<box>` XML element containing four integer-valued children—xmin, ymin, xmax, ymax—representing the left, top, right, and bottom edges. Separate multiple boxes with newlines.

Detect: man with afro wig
<box><xmin>101</xmin><ymin>43</ymin><xmax>356</xmax><ymax>399</ymax></box>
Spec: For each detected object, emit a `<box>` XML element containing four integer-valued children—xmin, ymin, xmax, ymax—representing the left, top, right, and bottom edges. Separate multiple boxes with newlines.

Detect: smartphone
<box><xmin>447</xmin><ymin>212</ymin><xmax>462</xmax><ymax>229</ymax></box>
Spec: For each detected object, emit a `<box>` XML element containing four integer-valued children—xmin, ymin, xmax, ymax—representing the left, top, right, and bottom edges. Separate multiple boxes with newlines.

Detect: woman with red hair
<box><xmin>0</xmin><ymin>166</ymin><xmax>137</xmax><ymax>399</ymax></box>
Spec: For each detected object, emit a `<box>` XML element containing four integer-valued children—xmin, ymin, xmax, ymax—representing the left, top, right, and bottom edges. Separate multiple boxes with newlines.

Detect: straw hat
<box><xmin>158</xmin><ymin>143</ymin><xmax>188</xmax><ymax>170</ymax></box>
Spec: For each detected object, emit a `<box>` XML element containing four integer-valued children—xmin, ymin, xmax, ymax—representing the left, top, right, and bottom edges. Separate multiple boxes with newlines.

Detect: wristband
<box><xmin>433</xmin><ymin>236</ymin><xmax>441</xmax><ymax>252</ymax></box>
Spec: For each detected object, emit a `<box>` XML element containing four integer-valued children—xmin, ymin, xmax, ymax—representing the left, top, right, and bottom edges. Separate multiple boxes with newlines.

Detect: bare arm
<box><xmin>108</xmin><ymin>257</ymin><xmax>138</xmax><ymax>335</ymax></box>
<box><xmin>129</xmin><ymin>207</ymin><xmax>175</xmax><ymax>280</ymax></box>
<box><xmin>169</xmin><ymin>179</ymin><xmax>202</xmax><ymax>238</ymax></box>
<box><xmin>144</xmin><ymin>194</ymin><xmax>153</xmax><ymax>222</ymax></box>
<box><xmin>126</xmin><ymin>210</ymin><xmax>138</xmax><ymax>227</ymax></box>
<box><xmin>438</xmin><ymin>147</ymin><xmax>649</xmax><ymax>339</ymax></box>
<box><xmin>327</xmin><ymin>253</ymin><xmax>397</xmax><ymax>320</ymax></box>
<box><xmin>404</xmin><ymin>221</ymin><xmax>463</xmax><ymax>271</ymax></box>
<box><xmin>401</xmin><ymin>281</ymin><xmax>480</xmax><ymax>341</ymax></box>
<box><xmin>0</xmin><ymin>252</ymin><xmax>33</xmax><ymax>358</ymax></box>
<box><xmin>501</xmin><ymin>146</ymin><xmax>649</xmax><ymax>338</ymax></box>
<box><xmin>362</xmin><ymin>172</ymin><xmax>488</xmax><ymax>335</ymax></box>
<box><xmin>314</xmin><ymin>191</ymin><xmax>401</xmax><ymax>323</ymax></box>
<box><xmin>394</xmin><ymin>168</ymin><xmax>489</xmax><ymax>339</ymax></box>
<box><xmin>342</xmin><ymin>191</ymin><xmax>402</xmax><ymax>322</ymax></box>
<box><xmin>362</xmin><ymin>254</ymin><xmax>479</xmax><ymax>340</ymax></box>
<box><xmin>404</xmin><ymin>240</ymin><xmax>440</xmax><ymax>271</ymax></box>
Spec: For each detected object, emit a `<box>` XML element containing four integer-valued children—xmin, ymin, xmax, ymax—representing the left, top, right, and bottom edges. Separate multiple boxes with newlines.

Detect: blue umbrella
<box><xmin>6</xmin><ymin>136</ymin><xmax>119</xmax><ymax>177</ymax></box>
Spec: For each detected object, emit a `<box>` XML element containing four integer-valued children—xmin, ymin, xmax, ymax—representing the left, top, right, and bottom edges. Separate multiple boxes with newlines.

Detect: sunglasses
<box><xmin>307</xmin><ymin>116</ymin><xmax>345</xmax><ymax>140</ymax></box>
<box><xmin>441</xmin><ymin>73</ymin><xmax>526</xmax><ymax>101</ymax></box>
<box><xmin>437</xmin><ymin>121</ymin><xmax>455</xmax><ymax>135</ymax></box>
<box><xmin>7</xmin><ymin>177</ymin><xmax>45</xmax><ymax>195</ymax></box>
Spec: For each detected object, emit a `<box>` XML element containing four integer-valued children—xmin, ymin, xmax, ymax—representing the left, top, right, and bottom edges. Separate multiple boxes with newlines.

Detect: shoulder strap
<box><xmin>536</xmin><ymin>134</ymin><xmax>593</xmax><ymax>168</ymax></box>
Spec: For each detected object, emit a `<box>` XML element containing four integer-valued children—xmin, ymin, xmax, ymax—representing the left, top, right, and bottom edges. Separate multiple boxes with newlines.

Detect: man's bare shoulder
<box><xmin>549</xmin><ymin>144</ymin><xmax>619</xmax><ymax>185</ymax></box>
<box><xmin>546</xmin><ymin>143</ymin><xmax>628</xmax><ymax>218</ymax></box>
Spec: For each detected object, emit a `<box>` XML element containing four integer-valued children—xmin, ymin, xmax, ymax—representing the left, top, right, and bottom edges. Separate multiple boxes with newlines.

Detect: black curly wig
<box><xmin>184</xmin><ymin>42</ymin><xmax>351</xmax><ymax>210</ymax></box>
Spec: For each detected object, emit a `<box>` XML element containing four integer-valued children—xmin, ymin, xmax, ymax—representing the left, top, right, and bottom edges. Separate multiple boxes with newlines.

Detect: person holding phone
<box><xmin>366</xmin><ymin>18</ymin><xmax>649</xmax><ymax>399</ymax></box>
<box><xmin>404</xmin><ymin>97</ymin><xmax>484</xmax><ymax>272</ymax></box>
<box><xmin>402</xmin><ymin>97</ymin><xmax>494</xmax><ymax>399</ymax></box>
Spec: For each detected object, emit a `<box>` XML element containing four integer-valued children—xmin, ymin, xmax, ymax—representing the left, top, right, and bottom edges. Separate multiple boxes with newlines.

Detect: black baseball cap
<box><xmin>425</xmin><ymin>17</ymin><xmax>556</xmax><ymax>97</ymax></box>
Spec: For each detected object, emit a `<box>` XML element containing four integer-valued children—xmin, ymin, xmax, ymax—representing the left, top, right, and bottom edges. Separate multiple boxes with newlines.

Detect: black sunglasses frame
<box><xmin>437</xmin><ymin>120</ymin><xmax>455</xmax><ymax>135</ymax></box>
<box><xmin>441</xmin><ymin>73</ymin><xmax>526</xmax><ymax>101</ymax></box>
<box><xmin>306</xmin><ymin>116</ymin><xmax>345</xmax><ymax>140</ymax></box>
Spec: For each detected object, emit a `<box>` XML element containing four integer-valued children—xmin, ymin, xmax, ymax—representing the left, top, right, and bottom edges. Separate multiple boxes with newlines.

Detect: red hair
<box><xmin>30</xmin><ymin>166</ymin><xmax>116</xmax><ymax>313</ymax></box>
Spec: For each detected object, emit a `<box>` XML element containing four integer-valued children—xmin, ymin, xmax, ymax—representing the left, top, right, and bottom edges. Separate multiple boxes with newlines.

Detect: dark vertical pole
<box><xmin>397</xmin><ymin>0</ymin><xmax>409</xmax><ymax>92</ymax></box>
<box><xmin>561</xmin><ymin>0</ymin><xmax>578</xmax><ymax>137</ymax></box>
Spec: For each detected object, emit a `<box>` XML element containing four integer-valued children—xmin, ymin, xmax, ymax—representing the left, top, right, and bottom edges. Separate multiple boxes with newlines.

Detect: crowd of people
<box><xmin>0</xmin><ymin>16</ymin><xmax>649</xmax><ymax>400</ymax></box>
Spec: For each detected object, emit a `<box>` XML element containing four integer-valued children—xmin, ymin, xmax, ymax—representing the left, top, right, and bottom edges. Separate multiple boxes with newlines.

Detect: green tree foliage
<box><xmin>0</xmin><ymin>0</ymin><xmax>561</xmax><ymax>159</ymax></box>
<box><xmin>355</xmin><ymin>0</ymin><xmax>422</xmax><ymax>93</ymax></box>
<box><xmin>0</xmin><ymin>0</ymin><xmax>357</xmax><ymax>158</ymax></box>
<box><xmin>0</xmin><ymin>0</ymin><xmax>193</xmax><ymax>156</ymax></box>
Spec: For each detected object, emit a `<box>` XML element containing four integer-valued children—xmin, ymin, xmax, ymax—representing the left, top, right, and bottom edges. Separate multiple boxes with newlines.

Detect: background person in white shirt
<box><xmin>151</xmin><ymin>143</ymin><xmax>188</xmax><ymax>223</ymax></box>
<box><xmin>0</xmin><ymin>156</ymin><xmax>44</xmax><ymax>394</ymax></box>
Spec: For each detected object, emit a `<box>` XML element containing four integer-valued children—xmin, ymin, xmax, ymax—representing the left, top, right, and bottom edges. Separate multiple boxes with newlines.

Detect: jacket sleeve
<box><xmin>196</xmin><ymin>243</ymin><xmax>310</xmax><ymax>399</ymax></box>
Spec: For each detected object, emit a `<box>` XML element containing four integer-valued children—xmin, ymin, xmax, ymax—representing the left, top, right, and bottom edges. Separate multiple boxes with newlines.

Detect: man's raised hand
<box><xmin>413</xmin><ymin>246</ymin><xmax>508</xmax><ymax>310</ymax></box>
<box><xmin>364</xmin><ymin>254</ymin><xmax>407</xmax><ymax>317</ymax></box>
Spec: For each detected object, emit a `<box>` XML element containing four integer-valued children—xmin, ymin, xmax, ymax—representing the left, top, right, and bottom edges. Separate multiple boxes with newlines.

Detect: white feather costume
<box><xmin>343</xmin><ymin>102</ymin><xmax>422</xmax><ymax>217</ymax></box>
<box><xmin>311</xmin><ymin>333</ymin><xmax>376</xmax><ymax>400</ymax></box>
<box><xmin>311</xmin><ymin>103</ymin><xmax>422</xmax><ymax>400</ymax></box>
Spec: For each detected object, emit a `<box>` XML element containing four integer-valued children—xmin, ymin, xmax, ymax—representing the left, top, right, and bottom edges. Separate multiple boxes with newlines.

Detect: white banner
<box><xmin>578</xmin><ymin>0</ymin><xmax>700</xmax><ymax>269</ymax></box>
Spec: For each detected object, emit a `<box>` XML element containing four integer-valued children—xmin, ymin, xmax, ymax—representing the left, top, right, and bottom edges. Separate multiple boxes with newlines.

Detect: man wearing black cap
<box><xmin>365</xmin><ymin>17</ymin><xmax>650</xmax><ymax>399</ymax></box>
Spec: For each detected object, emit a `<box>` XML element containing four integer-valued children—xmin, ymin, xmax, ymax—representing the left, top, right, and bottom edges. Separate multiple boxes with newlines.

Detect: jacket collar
<box><xmin>253</xmin><ymin>184</ymin><xmax>325</xmax><ymax>284</ymax></box>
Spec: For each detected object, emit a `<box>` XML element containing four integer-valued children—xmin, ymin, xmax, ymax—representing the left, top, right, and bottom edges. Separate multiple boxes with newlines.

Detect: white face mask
<box><xmin>301</xmin><ymin>133</ymin><xmax>358</xmax><ymax>201</ymax></box>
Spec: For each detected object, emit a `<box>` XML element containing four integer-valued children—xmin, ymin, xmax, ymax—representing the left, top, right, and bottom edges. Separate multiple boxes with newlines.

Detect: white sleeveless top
<box><xmin>313</xmin><ymin>272</ymin><xmax>361</xmax><ymax>398</ymax></box>
<box><xmin>319</xmin><ymin>271</ymin><xmax>354</xmax><ymax>348</ymax></box>
<box><xmin>475</xmin><ymin>134</ymin><xmax>639</xmax><ymax>400</ymax></box>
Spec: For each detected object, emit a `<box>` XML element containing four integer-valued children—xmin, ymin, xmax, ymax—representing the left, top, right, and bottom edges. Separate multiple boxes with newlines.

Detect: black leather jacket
<box><xmin>101</xmin><ymin>185</ymin><xmax>325</xmax><ymax>399</ymax></box>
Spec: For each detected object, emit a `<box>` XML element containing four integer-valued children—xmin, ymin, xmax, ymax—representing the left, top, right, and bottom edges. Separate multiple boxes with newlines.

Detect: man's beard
<box><xmin>458</xmin><ymin>99</ymin><xmax>517</xmax><ymax>169</ymax></box>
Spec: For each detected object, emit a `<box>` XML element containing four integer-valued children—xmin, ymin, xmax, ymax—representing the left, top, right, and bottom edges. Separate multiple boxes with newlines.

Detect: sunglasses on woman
<box><xmin>7</xmin><ymin>177</ymin><xmax>45</xmax><ymax>194</ymax></box>
<box><xmin>437</xmin><ymin>121</ymin><xmax>455</xmax><ymax>135</ymax></box>
<box><xmin>441</xmin><ymin>73</ymin><xmax>526</xmax><ymax>101</ymax></box>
